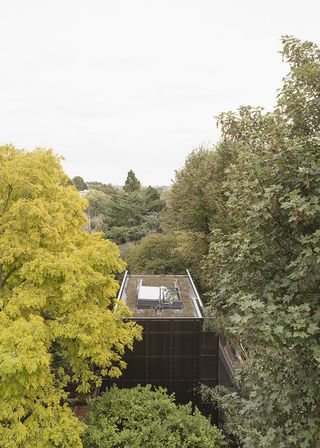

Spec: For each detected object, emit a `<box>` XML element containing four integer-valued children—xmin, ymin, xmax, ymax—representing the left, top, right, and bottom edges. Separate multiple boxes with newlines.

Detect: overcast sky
<box><xmin>1</xmin><ymin>1</ymin><xmax>319</xmax><ymax>186</ymax></box>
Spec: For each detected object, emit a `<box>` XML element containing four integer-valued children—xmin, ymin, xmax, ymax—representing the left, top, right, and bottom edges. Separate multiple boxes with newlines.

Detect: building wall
<box><xmin>103</xmin><ymin>318</ymin><xmax>219</xmax><ymax>420</ymax></box>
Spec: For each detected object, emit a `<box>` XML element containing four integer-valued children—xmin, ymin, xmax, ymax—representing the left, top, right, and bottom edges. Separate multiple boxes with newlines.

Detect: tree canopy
<box><xmin>2</xmin><ymin>34</ymin><xmax>319</xmax><ymax>448</ymax></box>
<box><xmin>162</xmin><ymin>143</ymin><xmax>235</xmax><ymax>286</ymax></box>
<box><xmin>86</xmin><ymin>189</ymin><xmax>110</xmax><ymax>231</ymax></box>
<box><xmin>86</xmin><ymin>182</ymin><xmax>116</xmax><ymax>196</ymax></box>
<box><xmin>203</xmin><ymin>36</ymin><xmax>320</xmax><ymax>447</ymax></box>
<box><xmin>83</xmin><ymin>385</ymin><xmax>224</xmax><ymax>448</ymax></box>
<box><xmin>72</xmin><ymin>176</ymin><xmax>88</xmax><ymax>191</ymax></box>
<box><xmin>0</xmin><ymin>146</ymin><xmax>141</xmax><ymax>447</ymax></box>
<box><xmin>80</xmin><ymin>174</ymin><xmax>165</xmax><ymax>246</ymax></box>
<box><xmin>123</xmin><ymin>170</ymin><xmax>141</xmax><ymax>193</ymax></box>
<box><xmin>126</xmin><ymin>233</ymin><xmax>187</xmax><ymax>274</ymax></box>
<box><xmin>104</xmin><ymin>187</ymin><xmax>165</xmax><ymax>245</ymax></box>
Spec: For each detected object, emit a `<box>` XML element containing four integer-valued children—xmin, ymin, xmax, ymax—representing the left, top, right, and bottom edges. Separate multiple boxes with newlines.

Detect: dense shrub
<box><xmin>83</xmin><ymin>385</ymin><xmax>224</xmax><ymax>448</ymax></box>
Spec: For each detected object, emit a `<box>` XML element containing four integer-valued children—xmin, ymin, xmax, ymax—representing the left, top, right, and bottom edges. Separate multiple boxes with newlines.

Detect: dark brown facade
<box><xmin>104</xmin><ymin>319</ymin><xmax>218</xmax><ymax>408</ymax></box>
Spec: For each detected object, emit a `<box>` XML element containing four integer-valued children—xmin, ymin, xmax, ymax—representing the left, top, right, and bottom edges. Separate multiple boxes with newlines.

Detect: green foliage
<box><xmin>84</xmin><ymin>174</ymin><xmax>165</xmax><ymax>245</ymax></box>
<box><xmin>162</xmin><ymin>143</ymin><xmax>235</xmax><ymax>286</ymax></box>
<box><xmin>86</xmin><ymin>182</ymin><xmax>116</xmax><ymax>195</ymax></box>
<box><xmin>104</xmin><ymin>190</ymin><xmax>146</xmax><ymax>243</ymax></box>
<box><xmin>0</xmin><ymin>146</ymin><xmax>142</xmax><ymax>447</ymax></box>
<box><xmin>174</xmin><ymin>231</ymin><xmax>210</xmax><ymax>281</ymax></box>
<box><xmin>104</xmin><ymin>187</ymin><xmax>165</xmax><ymax>245</ymax></box>
<box><xmin>127</xmin><ymin>233</ymin><xmax>187</xmax><ymax>274</ymax></box>
<box><xmin>72</xmin><ymin>176</ymin><xmax>88</xmax><ymax>191</ymax></box>
<box><xmin>83</xmin><ymin>385</ymin><xmax>224</xmax><ymax>448</ymax></box>
<box><xmin>80</xmin><ymin>178</ymin><xmax>165</xmax><ymax>242</ymax></box>
<box><xmin>278</xmin><ymin>36</ymin><xmax>320</xmax><ymax>136</ymax></box>
<box><xmin>203</xmin><ymin>36</ymin><xmax>320</xmax><ymax>447</ymax></box>
<box><xmin>144</xmin><ymin>185</ymin><xmax>165</xmax><ymax>213</ymax></box>
<box><xmin>86</xmin><ymin>189</ymin><xmax>110</xmax><ymax>231</ymax></box>
<box><xmin>123</xmin><ymin>170</ymin><xmax>141</xmax><ymax>193</ymax></box>
<box><xmin>86</xmin><ymin>190</ymin><xmax>109</xmax><ymax>216</ymax></box>
<box><xmin>164</xmin><ymin>144</ymin><xmax>234</xmax><ymax>235</ymax></box>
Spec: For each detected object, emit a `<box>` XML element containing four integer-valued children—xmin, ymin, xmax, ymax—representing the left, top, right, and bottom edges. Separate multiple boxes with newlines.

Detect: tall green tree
<box><xmin>86</xmin><ymin>189</ymin><xmax>110</xmax><ymax>231</ymax></box>
<box><xmin>104</xmin><ymin>190</ymin><xmax>146</xmax><ymax>243</ymax></box>
<box><xmin>164</xmin><ymin>144</ymin><xmax>234</xmax><ymax>235</ymax></box>
<box><xmin>144</xmin><ymin>186</ymin><xmax>165</xmax><ymax>213</ymax></box>
<box><xmin>72</xmin><ymin>175</ymin><xmax>87</xmax><ymax>191</ymax></box>
<box><xmin>204</xmin><ymin>36</ymin><xmax>320</xmax><ymax>447</ymax></box>
<box><xmin>83</xmin><ymin>385</ymin><xmax>224</xmax><ymax>448</ymax></box>
<box><xmin>0</xmin><ymin>146</ymin><xmax>141</xmax><ymax>447</ymax></box>
<box><xmin>162</xmin><ymin>143</ymin><xmax>235</xmax><ymax>286</ymax></box>
<box><xmin>123</xmin><ymin>170</ymin><xmax>141</xmax><ymax>193</ymax></box>
<box><xmin>127</xmin><ymin>233</ymin><xmax>186</xmax><ymax>274</ymax></box>
<box><xmin>86</xmin><ymin>189</ymin><xmax>109</xmax><ymax>217</ymax></box>
<box><xmin>104</xmin><ymin>187</ymin><xmax>165</xmax><ymax>245</ymax></box>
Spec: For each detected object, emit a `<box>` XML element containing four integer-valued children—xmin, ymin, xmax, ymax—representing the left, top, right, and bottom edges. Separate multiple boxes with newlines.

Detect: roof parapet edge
<box><xmin>117</xmin><ymin>270</ymin><xmax>129</xmax><ymax>300</ymax></box>
<box><xmin>186</xmin><ymin>269</ymin><xmax>203</xmax><ymax>318</ymax></box>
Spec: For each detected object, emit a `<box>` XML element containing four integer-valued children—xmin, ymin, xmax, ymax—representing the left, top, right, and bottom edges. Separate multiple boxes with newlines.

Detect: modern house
<box><xmin>103</xmin><ymin>270</ymin><xmax>234</xmax><ymax>420</ymax></box>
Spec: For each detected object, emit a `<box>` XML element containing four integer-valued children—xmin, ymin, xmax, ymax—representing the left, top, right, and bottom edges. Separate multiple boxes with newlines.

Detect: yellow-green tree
<box><xmin>0</xmin><ymin>146</ymin><xmax>141</xmax><ymax>447</ymax></box>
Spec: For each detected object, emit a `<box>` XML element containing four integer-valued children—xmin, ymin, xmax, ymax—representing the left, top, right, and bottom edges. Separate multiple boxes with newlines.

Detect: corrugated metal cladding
<box><xmin>103</xmin><ymin>318</ymin><xmax>219</xmax><ymax>421</ymax></box>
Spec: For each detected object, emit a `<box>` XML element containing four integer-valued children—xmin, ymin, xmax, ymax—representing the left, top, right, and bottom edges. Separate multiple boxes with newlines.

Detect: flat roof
<box><xmin>118</xmin><ymin>271</ymin><xmax>203</xmax><ymax>318</ymax></box>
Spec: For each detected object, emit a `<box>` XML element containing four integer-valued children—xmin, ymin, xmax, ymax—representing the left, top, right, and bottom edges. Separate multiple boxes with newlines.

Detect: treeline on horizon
<box><xmin>1</xmin><ymin>35</ymin><xmax>319</xmax><ymax>448</ymax></box>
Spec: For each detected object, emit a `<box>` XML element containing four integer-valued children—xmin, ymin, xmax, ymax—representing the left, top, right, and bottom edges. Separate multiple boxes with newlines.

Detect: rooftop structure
<box><xmin>106</xmin><ymin>270</ymin><xmax>233</xmax><ymax>421</ymax></box>
<box><xmin>117</xmin><ymin>270</ymin><xmax>203</xmax><ymax>318</ymax></box>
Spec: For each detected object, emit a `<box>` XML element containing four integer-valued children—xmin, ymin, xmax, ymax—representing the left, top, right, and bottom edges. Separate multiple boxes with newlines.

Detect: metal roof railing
<box><xmin>186</xmin><ymin>269</ymin><xmax>203</xmax><ymax>318</ymax></box>
<box><xmin>117</xmin><ymin>270</ymin><xmax>129</xmax><ymax>300</ymax></box>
